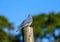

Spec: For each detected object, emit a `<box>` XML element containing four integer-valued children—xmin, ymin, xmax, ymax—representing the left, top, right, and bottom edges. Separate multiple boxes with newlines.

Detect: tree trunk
<box><xmin>22</xmin><ymin>27</ymin><xmax>34</xmax><ymax>42</ymax></box>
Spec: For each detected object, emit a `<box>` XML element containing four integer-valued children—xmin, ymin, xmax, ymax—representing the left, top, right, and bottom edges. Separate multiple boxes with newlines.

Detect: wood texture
<box><xmin>22</xmin><ymin>27</ymin><xmax>34</xmax><ymax>42</ymax></box>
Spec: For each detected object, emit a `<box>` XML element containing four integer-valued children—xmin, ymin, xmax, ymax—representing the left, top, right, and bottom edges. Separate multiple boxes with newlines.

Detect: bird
<box><xmin>16</xmin><ymin>14</ymin><xmax>33</xmax><ymax>32</ymax></box>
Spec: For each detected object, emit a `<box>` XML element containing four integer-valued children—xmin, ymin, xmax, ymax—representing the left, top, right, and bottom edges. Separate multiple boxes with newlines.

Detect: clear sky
<box><xmin>0</xmin><ymin>0</ymin><xmax>60</xmax><ymax>35</ymax></box>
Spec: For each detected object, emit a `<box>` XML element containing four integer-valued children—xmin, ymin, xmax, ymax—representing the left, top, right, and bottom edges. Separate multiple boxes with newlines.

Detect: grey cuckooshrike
<box><xmin>16</xmin><ymin>14</ymin><xmax>33</xmax><ymax>32</ymax></box>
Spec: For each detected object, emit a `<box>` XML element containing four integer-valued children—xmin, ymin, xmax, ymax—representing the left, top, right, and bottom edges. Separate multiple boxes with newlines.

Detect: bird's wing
<box><xmin>16</xmin><ymin>14</ymin><xmax>33</xmax><ymax>32</ymax></box>
<box><xmin>21</xmin><ymin>14</ymin><xmax>32</xmax><ymax>26</ymax></box>
<box><xmin>22</xmin><ymin>18</ymin><xmax>32</xmax><ymax>26</ymax></box>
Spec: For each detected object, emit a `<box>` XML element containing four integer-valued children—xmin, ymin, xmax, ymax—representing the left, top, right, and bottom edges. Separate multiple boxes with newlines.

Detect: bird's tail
<box><xmin>16</xmin><ymin>27</ymin><xmax>22</xmax><ymax>32</ymax></box>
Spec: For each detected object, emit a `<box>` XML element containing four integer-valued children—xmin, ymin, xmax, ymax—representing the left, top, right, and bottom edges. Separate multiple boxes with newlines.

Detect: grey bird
<box><xmin>16</xmin><ymin>14</ymin><xmax>33</xmax><ymax>32</ymax></box>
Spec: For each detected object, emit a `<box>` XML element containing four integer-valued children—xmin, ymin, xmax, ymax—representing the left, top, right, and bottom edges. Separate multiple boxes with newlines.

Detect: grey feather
<box><xmin>16</xmin><ymin>14</ymin><xmax>33</xmax><ymax>32</ymax></box>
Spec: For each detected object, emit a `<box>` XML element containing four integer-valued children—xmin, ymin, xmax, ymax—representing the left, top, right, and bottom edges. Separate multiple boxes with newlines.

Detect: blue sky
<box><xmin>0</xmin><ymin>0</ymin><xmax>60</xmax><ymax>35</ymax></box>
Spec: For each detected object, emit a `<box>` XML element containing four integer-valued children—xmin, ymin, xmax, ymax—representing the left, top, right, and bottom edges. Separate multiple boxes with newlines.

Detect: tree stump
<box><xmin>22</xmin><ymin>27</ymin><xmax>34</xmax><ymax>42</ymax></box>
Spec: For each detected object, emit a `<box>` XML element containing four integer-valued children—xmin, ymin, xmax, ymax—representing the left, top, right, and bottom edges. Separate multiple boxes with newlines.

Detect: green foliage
<box><xmin>10</xmin><ymin>36</ymin><xmax>19</xmax><ymax>42</ymax></box>
<box><xmin>0</xmin><ymin>15</ymin><xmax>14</xmax><ymax>42</ymax></box>
<box><xmin>0</xmin><ymin>30</ymin><xmax>8</xmax><ymax>42</ymax></box>
<box><xmin>31</xmin><ymin>12</ymin><xmax>60</xmax><ymax>37</ymax></box>
<box><xmin>0</xmin><ymin>16</ymin><xmax>9</xmax><ymax>28</ymax></box>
